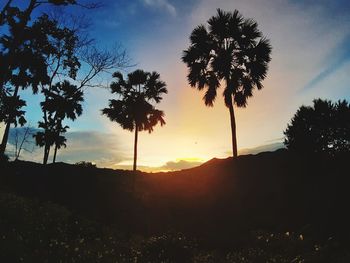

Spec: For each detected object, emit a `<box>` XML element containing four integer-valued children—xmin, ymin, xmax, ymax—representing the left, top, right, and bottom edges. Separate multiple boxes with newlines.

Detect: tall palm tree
<box><xmin>102</xmin><ymin>69</ymin><xmax>167</xmax><ymax>171</ymax></box>
<box><xmin>182</xmin><ymin>9</ymin><xmax>272</xmax><ymax>157</ymax></box>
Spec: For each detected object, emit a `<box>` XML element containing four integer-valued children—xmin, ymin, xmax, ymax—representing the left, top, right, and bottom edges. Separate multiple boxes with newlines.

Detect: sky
<box><xmin>1</xmin><ymin>0</ymin><xmax>350</xmax><ymax>171</ymax></box>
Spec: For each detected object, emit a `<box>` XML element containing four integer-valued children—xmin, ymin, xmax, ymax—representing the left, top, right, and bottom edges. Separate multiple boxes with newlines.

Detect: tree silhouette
<box><xmin>182</xmin><ymin>9</ymin><xmax>271</xmax><ymax>157</ymax></box>
<box><xmin>12</xmin><ymin>125</ymin><xmax>35</xmax><ymax>161</ymax></box>
<box><xmin>0</xmin><ymin>0</ymin><xmax>119</xmax><ymax>156</ymax></box>
<box><xmin>52</xmin><ymin>127</ymin><xmax>67</xmax><ymax>164</ymax></box>
<box><xmin>32</xmin><ymin>14</ymin><xmax>128</xmax><ymax>164</ymax></box>
<box><xmin>284</xmin><ymin>99</ymin><xmax>350</xmax><ymax>155</ymax></box>
<box><xmin>34</xmin><ymin>80</ymin><xmax>84</xmax><ymax>164</ymax></box>
<box><xmin>0</xmin><ymin>0</ymin><xmax>78</xmax><ymax>155</ymax></box>
<box><xmin>0</xmin><ymin>90</ymin><xmax>26</xmax><ymax>129</ymax></box>
<box><xmin>102</xmin><ymin>70</ymin><xmax>167</xmax><ymax>171</ymax></box>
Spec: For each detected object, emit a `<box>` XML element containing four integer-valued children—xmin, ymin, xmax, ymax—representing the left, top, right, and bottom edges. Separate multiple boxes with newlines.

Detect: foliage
<box><xmin>33</xmin><ymin>80</ymin><xmax>83</xmax><ymax>164</ymax></box>
<box><xmin>284</xmin><ymin>99</ymin><xmax>350</xmax><ymax>155</ymax></box>
<box><xmin>102</xmin><ymin>70</ymin><xmax>167</xmax><ymax>133</ymax></box>
<box><xmin>1</xmin><ymin>153</ymin><xmax>350</xmax><ymax>262</ymax></box>
<box><xmin>0</xmin><ymin>190</ymin><xmax>349</xmax><ymax>262</ymax></box>
<box><xmin>138</xmin><ymin>232</ymin><xmax>196</xmax><ymax>263</ymax></box>
<box><xmin>0</xmin><ymin>91</ymin><xmax>26</xmax><ymax>127</ymax></box>
<box><xmin>0</xmin><ymin>0</ymin><xmax>127</xmax><ymax>157</ymax></box>
<box><xmin>75</xmin><ymin>161</ymin><xmax>96</xmax><ymax>168</ymax></box>
<box><xmin>182</xmin><ymin>9</ymin><xmax>271</xmax><ymax>157</ymax></box>
<box><xmin>0</xmin><ymin>0</ymin><xmax>78</xmax><ymax>155</ymax></box>
<box><xmin>0</xmin><ymin>191</ymin><xmax>132</xmax><ymax>262</ymax></box>
<box><xmin>102</xmin><ymin>69</ymin><xmax>167</xmax><ymax>170</ymax></box>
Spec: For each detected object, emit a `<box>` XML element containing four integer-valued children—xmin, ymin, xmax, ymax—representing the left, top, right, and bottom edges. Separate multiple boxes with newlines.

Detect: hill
<box><xmin>1</xmin><ymin>149</ymin><xmax>350</xmax><ymax>240</ymax></box>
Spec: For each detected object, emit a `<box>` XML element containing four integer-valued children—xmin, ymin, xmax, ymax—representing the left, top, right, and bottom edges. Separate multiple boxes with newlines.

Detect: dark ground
<box><xmin>0</xmin><ymin>149</ymin><xmax>349</xmax><ymax>262</ymax></box>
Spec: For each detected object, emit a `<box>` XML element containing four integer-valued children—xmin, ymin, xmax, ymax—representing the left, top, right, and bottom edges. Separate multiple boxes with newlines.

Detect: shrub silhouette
<box><xmin>284</xmin><ymin>98</ymin><xmax>350</xmax><ymax>155</ymax></box>
<box><xmin>75</xmin><ymin>161</ymin><xmax>96</xmax><ymax>168</ymax></box>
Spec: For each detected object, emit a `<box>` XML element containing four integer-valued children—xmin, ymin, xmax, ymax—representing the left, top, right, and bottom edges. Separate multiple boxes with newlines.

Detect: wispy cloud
<box><xmin>6</xmin><ymin>128</ymin><xmax>203</xmax><ymax>171</ymax></box>
<box><xmin>303</xmin><ymin>34</ymin><xmax>350</xmax><ymax>90</ymax></box>
<box><xmin>141</xmin><ymin>0</ymin><xmax>176</xmax><ymax>16</ymax></box>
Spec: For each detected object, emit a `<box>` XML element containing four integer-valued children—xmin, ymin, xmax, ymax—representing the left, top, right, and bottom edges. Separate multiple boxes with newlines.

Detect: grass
<box><xmin>1</xmin><ymin>189</ymin><xmax>349</xmax><ymax>262</ymax></box>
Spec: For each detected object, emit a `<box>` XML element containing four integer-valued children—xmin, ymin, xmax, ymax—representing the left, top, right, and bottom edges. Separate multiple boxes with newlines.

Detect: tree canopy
<box><xmin>284</xmin><ymin>99</ymin><xmax>350</xmax><ymax>155</ymax></box>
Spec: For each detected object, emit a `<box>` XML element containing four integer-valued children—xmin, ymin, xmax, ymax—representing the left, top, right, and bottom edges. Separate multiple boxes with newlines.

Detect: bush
<box><xmin>284</xmin><ymin>99</ymin><xmax>350</xmax><ymax>155</ymax></box>
<box><xmin>74</xmin><ymin>161</ymin><xmax>96</xmax><ymax>168</ymax></box>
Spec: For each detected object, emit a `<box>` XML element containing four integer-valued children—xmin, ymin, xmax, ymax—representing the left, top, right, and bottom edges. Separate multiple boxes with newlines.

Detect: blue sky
<box><xmin>2</xmin><ymin>0</ymin><xmax>350</xmax><ymax>170</ymax></box>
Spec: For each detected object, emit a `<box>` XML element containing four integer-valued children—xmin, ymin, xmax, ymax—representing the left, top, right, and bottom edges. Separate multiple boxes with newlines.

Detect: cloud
<box><xmin>142</xmin><ymin>0</ymin><xmax>176</xmax><ymax>16</ymax></box>
<box><xmin>6</xmin><ymin>129</ymin><xmax>128</xmax><ymax>167</ymax></box>
<box><xmin>113</xmin><ymin>158</ymin><xmax>203</xmax><ymax>172</ymax></box>
<box><xmin>238</xmin><ymin>142</ymin><xmax>285</xmax><ymax>156</ymax></box>
<box><xmin>5</xmin><ymin>128</ymin><xmax>202</xmax><ymax>172</ymax></box>
<box><xmin>58</xmin><ymin>131</ymin><xmax>128</xmax><ymax>166</ymax></box>
<box><xmin>303</xmin><ymin>34</ymin><xmax>350</xmax><ymax>90</ymax></box>
<box><xmin>159</xmin><ymin>159</ymin><xmax>203</xmax><ymax>171</ymax></box>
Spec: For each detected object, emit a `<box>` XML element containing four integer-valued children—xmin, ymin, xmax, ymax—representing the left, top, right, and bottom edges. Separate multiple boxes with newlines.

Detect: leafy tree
<box><xmin>0</xmin><ymin>0</ymin><xmax>78</xmax><ymax>155</ymax></box>
<box><xmin>0</xmin><ymin>0</ymin><xmax>113</xmax><ymax>157</ymax></box>
<box><xmin>102</xmin><ymin>70</ymin><xmax>167</xmax><ymax>171</ymax></box>
<box><xmin>32</xmin><ymin>13</ymin><xmax>128</xmax><ymax>164</ymax></box>
<box><xmin>0</xmin><ymin>90</ymin><xmax>26</xmax><ymax>128</ymax></box>
<box><xmin>284</xmin><ymin>99</ymin><xmax>350</xmax><ymax>155</ymax></box>
<box><xmin>30</xmin><ymin>13</ymin><xmax>81</xmax><ymax>165</ymax></box>
<box><xmin>182</xmin><ymin>9</ymin><xmax>271</xmax><ymax>157</ymax></box>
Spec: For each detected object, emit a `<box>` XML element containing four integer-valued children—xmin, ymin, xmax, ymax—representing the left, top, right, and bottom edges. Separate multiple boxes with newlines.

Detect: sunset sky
<box><xmin>2</xmin><ymin>0</ymin><xmax>350</xmax><ymax>171</ymax></box>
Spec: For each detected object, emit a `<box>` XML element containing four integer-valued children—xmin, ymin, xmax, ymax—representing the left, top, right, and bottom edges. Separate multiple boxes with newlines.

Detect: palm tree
<box><xmin>0</xmin><ymin>3</ymin><xmax>78</xmax><ymax>156</ymax></box>
<box><xmin>52</xmin><ymin>133</ymin><xmax>67</xmax><ymax>163</ymax></box>
<box><xmin>35</xmin><ymin>80</ymin><xmax>84</xmax><ymax>164</ymax></box>
<box><xmin>182</xmin><ymin>9</ymin><xmax>272</xmax><ymax>157</ymax></box>
<box><xmin>102</xmin><ymin>69</ymin><xmax>167</xmax><ymax>171</ymax></box>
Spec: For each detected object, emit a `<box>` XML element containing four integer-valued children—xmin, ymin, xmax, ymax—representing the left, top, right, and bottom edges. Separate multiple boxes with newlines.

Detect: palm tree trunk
<box><xmin>133</xmin><ymin>124</ymin><xmax>138</xmax><ymax>172</ymax></box>
<box><xmin>0</xmin><ymin>85</ymin><xmax>19</xmax><ymax>156</ymax></box>
<box><xmin>228</xmin><ymin>97</ymin><xmax>238</xmax><ymax>157</ymax></box>
<box><xmin>0</xmin><ymin>121</ymin><xmax>11</xmax><ymax>156</ymax></box>
<box><xmin>43</xmin><ymin>144</ymin><xmax>50</xmax><ymax>165</ymax></box>
<box><xmin>53</xmin><ymin>144</ymin><xmax>58</xmax><ymax>163</ymax></box>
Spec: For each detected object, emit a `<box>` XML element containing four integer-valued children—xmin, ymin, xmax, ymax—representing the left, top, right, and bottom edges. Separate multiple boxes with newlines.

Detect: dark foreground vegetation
<box><xmin>1</xmin><ymin>149</ymin><xmax>350</xmax><ymax>262</ymax></box>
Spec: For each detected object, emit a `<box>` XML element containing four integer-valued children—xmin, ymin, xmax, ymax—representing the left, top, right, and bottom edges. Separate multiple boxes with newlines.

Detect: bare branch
<box><xmin>74</xmin><ymin>1</ymin><xmax>104</xmax><ymax>9</ymax></box>
<box><xmin>77</xmin><ymin>44</ymin><xmax>132</xmax><ymax>89</ymax></box>
<box><xmin>14</xmin><ymin>125</ymin><xmax>34</xmax><ymax>160</ymax></box>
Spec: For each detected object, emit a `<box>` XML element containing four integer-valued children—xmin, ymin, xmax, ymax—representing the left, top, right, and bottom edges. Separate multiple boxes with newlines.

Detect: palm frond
<box><xmin>102</xmin><ymin>69</ymin><xmax>167</xmax><ymax>134</ymax></box>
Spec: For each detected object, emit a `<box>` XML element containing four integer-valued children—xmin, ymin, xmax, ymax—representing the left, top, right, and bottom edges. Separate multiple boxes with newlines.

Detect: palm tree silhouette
<box><xmin>182</xmin><ymin>9</ymin><xmax>271</xmax><ymax>157</ymax></box>
<box><xmin>35</xmin><ymin>80</ymin><xmax>84</xmax><ymax>164</ymax></box>
<box><xmin>52</xmin><ymin>132</ymin><xmax>67</xmax><ymax>163</ymax></box>
<box><xmin>102</xmin><ymin>70</ymin><xmax>167</xmax><ymax>171</ymax></box>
